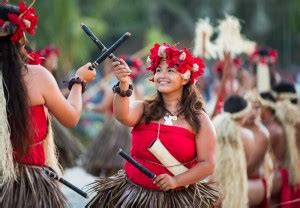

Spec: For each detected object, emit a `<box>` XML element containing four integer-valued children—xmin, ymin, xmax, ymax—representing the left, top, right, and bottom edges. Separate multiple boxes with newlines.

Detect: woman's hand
<box><xmin>112</xmin><ymin>59</ymin><xmax>131</xmax><ymax>85</ymax></box>
<box><xmin>75</xmin><ymin>62</ymin><xmax>96</xmax><ymax>83</ymax></box>
<box><xmin>153</xmin><ymin>174</ymin><xmax>178</xmax><ymax>191</ymax></box>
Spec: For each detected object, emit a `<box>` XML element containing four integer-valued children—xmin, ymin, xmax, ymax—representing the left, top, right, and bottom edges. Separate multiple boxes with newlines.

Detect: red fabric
<box><xmin>8</xmin><ymin>1</ymin><xmax>38</xmax><ymax>42</ymax></box>
<box><xmin>215</xmin><ymin>95</ymin><xmax>224</xmax><ymax>114</ymax></box>
<box><xmin>249</xmin><ymin>176</ymin><xmax>269</xmax><ymax>208</ymax></box>
<box><xmin>125</xmin><ymin>122</ymin><xmax>197</xmax><ymax>190</ymax></box>
<box><xmin>279</xmin><ymin>168</ymin><xmax>292</xmax><ymax>208</ymax></box>
<box><xmin>14</xmin><ymin>105</ymin><xmax>47</xmax><ymax>166</ymax></box>
<box><xmin>290</xmin><ymin>184</ymin><xmax>300</xmax><ymax>208</ymax></box>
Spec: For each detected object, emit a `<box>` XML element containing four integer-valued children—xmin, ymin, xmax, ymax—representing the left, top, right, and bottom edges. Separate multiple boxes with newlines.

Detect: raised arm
<box><xmin>39</xmin><ymin>63</ymin><xmax>96</xmax><ymax>127</ymax></box>
<box><xmin>112</xmin><ymin>59</ymin><xmax>144</xmax><ymax>126</ymax></box>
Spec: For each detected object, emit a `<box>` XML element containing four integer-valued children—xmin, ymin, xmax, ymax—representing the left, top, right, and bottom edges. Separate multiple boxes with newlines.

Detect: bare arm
<box><xmin>112</xmin><ymin>59</ymin><xmax>144</xmax><ymax>126</ymax></box>
<box><xmin>239</xmin><ymin>128</ymin><xmax>256</xmax><ymax>174</ymax></box>
<box><xmin>39</xmin><ymin>64</ymin><xmax>95</xmax><ymax>127</ymax></box>
<box><xmin>113</xmin><ymin>94</ymin><xmax>144</xmax><ymax>126</ymax></box>
<box><xmin>247</xmin><ymin>125</ymin><xmax>270</xmax><ymax>176</ymax></box>
<box><xmin>211</xmin><ymin>52</ymin><xmax>233</xmax><ymax>118</ymax></box>
<box><xmin>174</xmin><ymin>112</ymin><xmax>217</xmax><ymax>186</ymax></box>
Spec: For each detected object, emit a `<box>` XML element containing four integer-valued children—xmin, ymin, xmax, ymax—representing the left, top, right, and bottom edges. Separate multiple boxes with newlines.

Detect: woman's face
<box><xmin>153</xmin><ymin>60</ymin><xmax>188</xmax><ymax>94</ymax></box>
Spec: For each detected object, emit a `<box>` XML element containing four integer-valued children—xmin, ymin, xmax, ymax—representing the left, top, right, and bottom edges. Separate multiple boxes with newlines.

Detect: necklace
<box><xmin>163</xmin><ymin>108</ymin><xmax>183</xmax><ymax>126</ymax></box>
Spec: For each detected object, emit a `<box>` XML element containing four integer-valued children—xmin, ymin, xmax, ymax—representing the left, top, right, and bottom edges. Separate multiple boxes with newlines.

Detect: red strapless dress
<box><xmin>14</xmin><ymin>105</ymin><xmax>47</xmax><ymax>166</ymax></box>
<box><xmin>125</xmin><ymin>122</ymin><xmax>198</xmax><ymax>190</ymax></box>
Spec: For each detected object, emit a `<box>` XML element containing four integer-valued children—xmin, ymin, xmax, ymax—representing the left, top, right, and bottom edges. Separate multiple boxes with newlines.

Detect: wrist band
<box><xmin>68</xmin><ymin>77</ymin><xmax>87</xmax><ymax>93</ymax></box>
<box><xmin>112</xmin><ymin>82</ymin><xmax>133</xmax><ymax>97</ymax></box>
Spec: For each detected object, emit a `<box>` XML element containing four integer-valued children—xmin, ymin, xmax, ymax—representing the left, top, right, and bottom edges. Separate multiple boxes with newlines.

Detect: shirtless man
<box><xmin>272</xmin><ymin>82</ymin><xmax>300</xmax><ymax>207</ymax></box>
<box><xmin>259</xmin><ymin>92</ymin><xmax>287</xmax><ymax>206</ymax></box>
<box><xmin>213</xmin><ymin>95</ymin><xmax>255</xmax><ymax>208</ymax></box>
<box><xmin>244</xmin><ymin>92</ymin><xmax>271</xmax><ymax>207</ymax></box>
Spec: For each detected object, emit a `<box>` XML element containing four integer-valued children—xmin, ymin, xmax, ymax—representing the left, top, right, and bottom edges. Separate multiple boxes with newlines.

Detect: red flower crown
<box><xmin>146</xmin><ymin>43</ymin><xmax>205</xmax><ymax>84</ymax></box>
<box><xmin>0</xmin><ymin>1</ymin><xmax>38</xmax><ymax>42</ymax></box>
<box><xmin>249</xmin><ymin>47</ymin><xmax>278</xmax><ymax>64</ymax></box>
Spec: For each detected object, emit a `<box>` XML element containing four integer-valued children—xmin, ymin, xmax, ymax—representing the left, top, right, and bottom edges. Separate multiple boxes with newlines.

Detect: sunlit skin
<box><xmin>23</xmin><ymin>62</ymin><xmax>96</xmax><ymax>127</ymax></box>
<box><xmin>112</xmin><ymin>59</ymin><xmax>217</xmax><ymax>191</ymax></box>
<box><xmin>153</xmin><ymin>60</ymin><xmax>188</xmax><ymax>95</ymax></box>
<box><xmin>244</xmin><ymin>101</ymin><xmax>270</xmax><ymax>206</ymax></box>
<box><xmin>12</xmin><ymin>23</ymin><xmax>97</xmax><ymax>128</ymax></box>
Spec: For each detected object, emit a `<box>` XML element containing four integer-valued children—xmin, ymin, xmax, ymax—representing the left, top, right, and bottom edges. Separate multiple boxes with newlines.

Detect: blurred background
<box><xmin>9</xmin><ymin>0</ymin><xmax>300</xmax><ymax>207</ymax></box>
<box><xmin>11</xmin><ymin>0</ymin><xmax>300</xmax><ymax>70</ymax></box>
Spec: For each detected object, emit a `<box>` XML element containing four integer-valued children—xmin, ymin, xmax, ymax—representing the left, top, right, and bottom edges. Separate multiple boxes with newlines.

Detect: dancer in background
<box><xmin>213</xmin><ymin>95</ymin><xmax>255</xmax><ymax>208</ymax></box>
<box><xmin>244</xmin><ymin>91</ymin><xmax>271</xmax><ymax>208</ymax></box>
<box><xmin>272</xmin><ymin>81</ymin><xmax>300</xmax><ymax>208</ymax></box>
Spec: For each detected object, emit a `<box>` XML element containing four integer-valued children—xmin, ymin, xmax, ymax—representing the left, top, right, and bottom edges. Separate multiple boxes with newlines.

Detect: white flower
<box><xmin>181</xmin><ymin>70</ymin><xmax>191</xmax><ymax>80</ymax></box>
<box><xmin>192</xmin><ymin>63</ymin><xmax>199</xmax><ymax>72</ymax></box>
<box><xmin>146</xmin><ymin>56</ymin><xmax>151</xmax><ymax>64</ymax></box>
<box><xmin>179</xmin><ymin>52</ymin><xmax>186</xmax><ymax>61</ymax></box>
<box><xmin>23</xmin><ymin>19</ymin><xmax>31</xmax><ymax>28</ymax></box>
<box><xmin>158</xmin><ymin>46</ymin><xmax>167</xmax><ymax>58</ymax></box>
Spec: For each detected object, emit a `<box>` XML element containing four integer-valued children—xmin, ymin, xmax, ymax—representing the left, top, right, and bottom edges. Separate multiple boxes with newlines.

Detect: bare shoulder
<box><xmin>198</xmin><ymin>110</ymin><xmax>213</xmax><ymax>126</ymax></box>
<box><xmin>257</xmin><ymin>122</ymin><xmax>270</xmax><ymax>140</ymax></box>
<box><xmin>197</xmin><ymin>110</ymin><xmax>216</xmax><ymax>137</ymax></box>
<box><xmin>24</xmin><ymin>65</ymin><xmax>59</xmax><ymax>105</ymax></box>
<box><xmin>240</xmin><ymin>127</ymin><xmax>255</xmax><ymax>142</ymax></box>
<box><xmin>268</xmin><ymin>122</ymin><xmax>284</xmax><ymax>141</ymax></box>
<box><xmin>26</xmin><ymin>64</ymin><xmax>56</xmax><ymax>83</ymax></box>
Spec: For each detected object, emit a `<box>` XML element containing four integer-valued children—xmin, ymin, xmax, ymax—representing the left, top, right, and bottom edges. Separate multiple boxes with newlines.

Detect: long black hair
<box><xmin>0</xmin><ymin>4</ymin><xmax>32</xmax><ymax>157</ymax></box>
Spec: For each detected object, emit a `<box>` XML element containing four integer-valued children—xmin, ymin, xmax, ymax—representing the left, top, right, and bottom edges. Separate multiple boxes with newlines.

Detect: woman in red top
<box><xmin>0</xmin><ymin>2</ymin><xmax>96</xmax><ymax>208</ymax></box>
<box><xmin>86</xmin><ymin>43</ymin><xmax>218</xmax><ymax>207</ymax></box>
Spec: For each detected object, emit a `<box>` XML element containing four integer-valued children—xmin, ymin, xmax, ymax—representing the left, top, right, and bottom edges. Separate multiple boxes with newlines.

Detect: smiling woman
<box><xmin>86</xmin><ymin>43</ymin><xmax>219</xmax><ymax>208</ymax></box>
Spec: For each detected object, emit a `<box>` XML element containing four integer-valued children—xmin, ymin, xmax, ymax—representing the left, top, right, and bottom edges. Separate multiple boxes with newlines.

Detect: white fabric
<box><xmin>148</xmin><ymin>138</ymin><xmax>188</xmax><ymax>176</ymax></box>
<box><xmin>257</xmin><ymin>62</ymin><xmax>271</xmax><ymax>92</ymax></box>
<box><xmin>0</xmin><ymin>71</ymin><xmax>16</xmax><ymax>184</ymax></box>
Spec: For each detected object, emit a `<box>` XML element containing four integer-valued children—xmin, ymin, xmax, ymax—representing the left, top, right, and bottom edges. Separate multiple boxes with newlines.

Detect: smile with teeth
<box><xmin>158</xmin><ymin>79</ymin><xmax>170</xmax><ymax>85</ymax></box>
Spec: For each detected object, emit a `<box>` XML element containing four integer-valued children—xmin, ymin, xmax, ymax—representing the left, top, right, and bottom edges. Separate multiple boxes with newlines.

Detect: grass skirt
<box><xmin>83</xmin><ymin>118</ymin><xmax>131</xmax><ymax>176</ymax></box>
<box><xmin>0</xmin><ymin>165</ymin><xmax>68</xmax><ymax>208</ymax></box>
<box><xmin>85</xmin><ymin>170</ymin><xmax>218</xmax><ymax>208</ymax></box>
<box><xmin>52</xmin><ymin>118</ymin><xmax>83</xmax><ymax>168</ymax></box>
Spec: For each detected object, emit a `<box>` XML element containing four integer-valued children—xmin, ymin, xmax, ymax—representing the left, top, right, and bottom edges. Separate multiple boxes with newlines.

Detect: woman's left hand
<box><xmin>153</xmin><ymin>174</ymin><xmax>178</xmax><ymax>191</ymax></box>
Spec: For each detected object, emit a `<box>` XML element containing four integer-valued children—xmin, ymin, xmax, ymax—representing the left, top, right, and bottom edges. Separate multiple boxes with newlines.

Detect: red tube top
<box><xmin>125</xmin><ymin>122</ymin><xmax>198</xmax><ymax>190</ymax></box>
<box><xmin>14</xmin><ymin>105</ymin><xmax>47</xmax><ymax>166</ymax></box>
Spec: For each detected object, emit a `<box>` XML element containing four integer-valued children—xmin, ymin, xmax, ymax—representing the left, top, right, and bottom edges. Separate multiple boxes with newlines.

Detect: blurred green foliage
<box><xmin>10</xmin><ymin>0</ymin><xmax>300</xmax><ymax>71</ymax></box>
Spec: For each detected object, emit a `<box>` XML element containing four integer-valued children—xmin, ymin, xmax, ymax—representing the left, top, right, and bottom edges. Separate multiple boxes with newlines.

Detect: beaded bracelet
<box><xmin>112</xmin><ymin>82</ymin><xmax>133</xmax><ymax>97</ymax></box>
<box><xmin>68</xmin><ymin>77</ymin><xmax>87</xmax><ymax>93</ymax></box>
